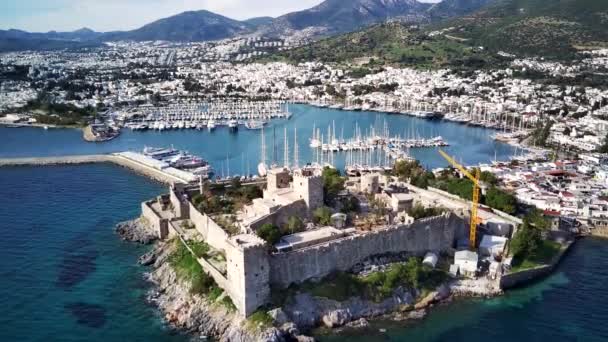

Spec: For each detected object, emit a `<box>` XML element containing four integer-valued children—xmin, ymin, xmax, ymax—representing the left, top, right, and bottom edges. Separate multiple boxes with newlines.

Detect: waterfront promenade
<box><xmin>0</xmin><ymin>153</ymin><xmax>190</xmax><ymax>184</ymax></box>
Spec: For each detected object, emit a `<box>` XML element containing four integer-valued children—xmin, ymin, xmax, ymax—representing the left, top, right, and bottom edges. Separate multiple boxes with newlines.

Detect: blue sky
<box><xmin>0</xmin><ymin>0</ymin><xmax>440</xmax><ymax>32</ymax></box>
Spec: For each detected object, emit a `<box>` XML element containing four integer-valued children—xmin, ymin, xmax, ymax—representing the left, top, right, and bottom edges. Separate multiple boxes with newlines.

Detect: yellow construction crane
<box><xmin>438</xmin><ymin>149</ymin><xmax>480</xmax><ymax>250</ymax></box>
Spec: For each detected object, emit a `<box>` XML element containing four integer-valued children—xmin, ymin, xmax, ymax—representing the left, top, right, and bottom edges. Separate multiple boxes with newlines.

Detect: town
<box><xmin>2</xmin><ymin>22</ymin><xmax>608</xmax><ymax>342</ymax></box>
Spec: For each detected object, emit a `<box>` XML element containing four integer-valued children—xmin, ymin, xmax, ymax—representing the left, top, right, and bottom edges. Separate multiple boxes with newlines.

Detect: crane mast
<box><xmin>438</xmin><ymin>149</ymin><xmax>481</xmax><ymax>250</ymax></box>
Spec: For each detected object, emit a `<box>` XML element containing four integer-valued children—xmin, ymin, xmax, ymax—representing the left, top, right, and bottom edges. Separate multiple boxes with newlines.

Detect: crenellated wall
<box><xmin>269</xmin><ymin>213</ymin><xmax>464</xmax><ymax>288</ymax></box>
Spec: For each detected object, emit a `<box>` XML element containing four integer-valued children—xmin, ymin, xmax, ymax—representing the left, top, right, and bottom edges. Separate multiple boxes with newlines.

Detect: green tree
<box><xmin>256</xmin><ymin>223</ymin><xmax>281</xmax><ymax>245</ymax></box>
<box><xmin>313</xmin><ymin>207</ymin><xmax>333</xmax><ymax>226</ymax></box>
<box><xmin>341</xmin><ymin>196</ymin><xmax>360</xmax><ymax>213</ymax></box>
<box><xmin>322</xmin><ymin>167</ymin><xmax>345</xmax><ymax>204</ymax></box>
<box><xmin>485</xmin><ymin>187</ymin><xmax>517</xmax><ymax>214</ymax></box>
<box><xmin>480</xmin><ymin>171</ymin><xmax>498</xmax><ymax>186</ymax></box>
<box><xmin>286</xmin><ymin>216</ymin><xmax>305</xmax><ymax>234</ymax></box>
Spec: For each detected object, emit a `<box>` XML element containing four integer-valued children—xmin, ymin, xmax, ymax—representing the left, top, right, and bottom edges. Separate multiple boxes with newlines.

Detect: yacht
<box><xmin>245</xmin><ymin>120</ymin><xmax>265</xmax><ymax>130</ymax></box>
<box><xmin>228</xmin><ymin>119</ymin><xmax>238</xmax><ymax>132</ymax></box>
<box><xmin>207</xmin><ymin>119</ymin><xmax>216</xmax><ymax>131</ymax></box>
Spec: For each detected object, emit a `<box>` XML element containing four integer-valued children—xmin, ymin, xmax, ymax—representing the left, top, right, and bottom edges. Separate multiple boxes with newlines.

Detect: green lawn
<box><xmin>511</xmin><ymin>240</ymin><xmax>562</xmax><ymax>273</ymax></box>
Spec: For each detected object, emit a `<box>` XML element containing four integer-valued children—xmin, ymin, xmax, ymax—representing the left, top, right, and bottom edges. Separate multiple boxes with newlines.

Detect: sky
<box><xmin>0</xmin><ymin>0</ymin><xmax>441</xmax><ymax>33</ymax></box>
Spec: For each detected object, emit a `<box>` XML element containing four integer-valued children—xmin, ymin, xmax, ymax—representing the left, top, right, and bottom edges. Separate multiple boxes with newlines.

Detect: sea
<box><xmin>0</xmin><ymin>104</ymin><xmax>518</xmax><ymax>174</ymax></box>
<box><xmin>1</xmin><ymin>105</ymin><xmax>607</xmax><ymax>341</ymax></box>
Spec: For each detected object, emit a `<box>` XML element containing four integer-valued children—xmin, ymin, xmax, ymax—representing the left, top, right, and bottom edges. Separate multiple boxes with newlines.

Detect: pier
<box><xmin>0</xmin><ymin>153</ymin><xmax>195</xmax><ymax>185</ymax></box>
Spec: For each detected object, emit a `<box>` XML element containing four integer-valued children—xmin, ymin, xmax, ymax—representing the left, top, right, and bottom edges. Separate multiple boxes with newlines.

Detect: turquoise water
<box><xmin>318</xmin><ymin>238</ymin><xmax>608</xmax><ymax>342</ymax></box>
<box><xmin>0</xmin><ymin>105</ymin><xmax>517</xmax><ymax>174</ymax></box>
<box><xmin>0</xmin><ymin>164</ymin><xmax>186</xmax><ymax>341</ymax></box>
<box><xmin>1</xmin><ymin>106</ymin><xmax>607</xmax><ymax>341</ymax></box>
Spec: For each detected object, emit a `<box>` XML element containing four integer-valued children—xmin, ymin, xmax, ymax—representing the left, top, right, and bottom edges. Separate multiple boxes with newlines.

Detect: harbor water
<box><xmin>2</xmin><ymin>105</ymin><xmax>606</xmax><ymax>341</ymax></box>
<box><xmin>0</xmin><ymin>105</ymin><xmax>517</xmax><ymax>174</ymax></box>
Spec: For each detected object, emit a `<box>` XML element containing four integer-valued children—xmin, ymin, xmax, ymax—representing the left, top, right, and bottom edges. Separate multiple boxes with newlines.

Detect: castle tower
<box><xmin>293</xmin><ymin>167</ymin><xmax>324</xmax><ymax>211</ymax></box>
<box><xmin>225</xmin><ymin>234</ymin><xmax>270</xmax><ymax>317</ymax></box>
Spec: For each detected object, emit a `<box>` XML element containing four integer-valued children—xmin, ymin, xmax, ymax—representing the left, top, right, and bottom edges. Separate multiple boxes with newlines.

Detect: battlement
<box><xmin>228</xmin><ymin>234</ymin><xmax>267</xmax><ymax>250</ymax></box>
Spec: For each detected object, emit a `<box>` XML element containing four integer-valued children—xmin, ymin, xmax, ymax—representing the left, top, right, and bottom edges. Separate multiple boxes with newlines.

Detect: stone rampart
<box><xmin>248</xmin><ymin>200</ymin><xmax>308</xmax><ymax>232</ymax></box>
<box><xmin>189</xmin><ymin>202</ymin><xmax>230</xmax><ymax>251</ymax></box>
<box><xmin>269</xmin><ymin>213</ymin><xmax>463</xmax><ymax>288</ymax></box>
<box><xmin>141</xmin><ymin>201</ymin><xmax>169</xmax><ymax>239</ymax></box>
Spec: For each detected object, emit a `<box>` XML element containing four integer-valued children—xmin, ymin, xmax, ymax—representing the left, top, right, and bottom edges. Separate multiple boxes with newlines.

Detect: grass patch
<box><xmin>247</xmin><ymin>310</ymin><xmax>273</xmax><ymax>330</ymax></box>
<box><xmin>187</xmin><ymin>240</ymin><xmax>210</xmax><ymax>258</ymax></box>
<box><xmin>168</xmin><ymin>240</ymin><xmax>216</xmax><ymax>295</ymax></box>
<box><xmin>208</xmin><ymin>286</ymin><xmax>224</xmax><ymax>302</ymax></box>
<box><xmin>297</xmin><ymin>258</ymin><xmax>449</xmax><ymax>303</ymax></box>
<box><xmin>221</xmin><ymin>296</ymin><xmax>237</xmax><ymax>312</ymax></box>
<box><xmin>511</xmin><ymin>240</ymin><xmax>562</xmax><ymax>273</ymax></box>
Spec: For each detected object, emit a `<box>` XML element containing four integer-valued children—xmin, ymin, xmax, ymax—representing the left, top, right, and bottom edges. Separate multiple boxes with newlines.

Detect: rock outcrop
<box><xmin>115</xmin><ymin>218</ymin><xmax>158</xmax><ymax>244</ymax></box>
<box><xmin>145</xmin><ymin>241</ymin><xmax>293</xmax><ymax>342</ymax></box>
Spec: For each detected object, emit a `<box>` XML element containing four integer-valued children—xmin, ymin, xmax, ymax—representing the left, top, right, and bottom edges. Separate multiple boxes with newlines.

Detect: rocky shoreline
<box><xmin>116</xmin><ymin>219</ymin><xmax>503</xmax><ymax>341</ymax></box>
<box><xmin>115</xmin><ymin>218</ymin><xmax>159</xmax><ymax>245</ymax></box>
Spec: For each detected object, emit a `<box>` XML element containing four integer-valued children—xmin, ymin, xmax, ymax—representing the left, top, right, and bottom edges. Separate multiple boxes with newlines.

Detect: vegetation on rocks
<box><xmin>169</xmin><ymin>240</ymin><xmax>216</xmax><ymax>295</ymax></box>
<box><xmin>247</xmin><ymin>310</ymin><xmax>274</xmax><ymax>330</ymax></box>
<box><xmin>295</xmin><ymin>258</ymin><xmax>448</xmax><ymax>303</ymax></box>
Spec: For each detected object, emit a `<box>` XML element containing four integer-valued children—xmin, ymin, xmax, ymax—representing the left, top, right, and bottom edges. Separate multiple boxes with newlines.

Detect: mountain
<box><xmin>0</xmin><ymin>28</ymin><xmax>103</xmax><ymax>52</ymax></box>
<box><xmin>243</xmin><ymin>17</ymin><xmax>275</xmax><ymax>29</ymax></box>
<box><xmin>257</xmin><ymin>0</ymin><xmax>432</xmax><ymax>37</ymax></box>
<box><xmin>102</xmin><ymin>10</ymin><xmax>252</xmax><ymax>42</ymax></box>
<box><xmin>265</xmin><ymin>21</ymin><xmax>490</xmax><ymax>69</ymax></box>
<box><xmin>0</xmin><ymin>27</ymin><xmax>102</xmax><ymax>41</ymax></box>
<box><xmin>442</xmin><ymin>0</ymin><xmax>608</xmax><ymax>56</ymax></box>
<box><xmin>427</xmin><ymin>0</ymin><xmax>496</xmax><ymax>20</ymax></box>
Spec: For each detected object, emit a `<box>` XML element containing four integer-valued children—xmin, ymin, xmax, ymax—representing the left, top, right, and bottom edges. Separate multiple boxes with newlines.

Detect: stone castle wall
<box><xmin>141</xmin><ymin>201</ymin><xmax>169</xmax><ymax>238</ymax></box>
<box><xmin>225</xmin><ymin>238</ymin><xmax>270</xmax><ymax>317</ymax></box>
<box><xmin>248</xmin><ymin>200</ymin><xmax>309</xmax><ymax>232</ymax></box>
<box><xmin>188</xmin><ymin>202</ymin><xmax>229</xmax><ymax>252</ymax></box>
<box><xmin>269</xmin><ymin>213</ymin><xmax>463</xmax><ymax>288</ymax></box>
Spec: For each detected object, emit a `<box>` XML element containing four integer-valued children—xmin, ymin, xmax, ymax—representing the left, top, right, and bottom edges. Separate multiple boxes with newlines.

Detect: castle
<box><xmin>140</xmin><ymin>168</ymin><xmax>464</xmax><ymax>317</ymax></box>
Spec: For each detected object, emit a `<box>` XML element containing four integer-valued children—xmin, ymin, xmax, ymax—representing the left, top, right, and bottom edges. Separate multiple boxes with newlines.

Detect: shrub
<box><xmin>313</xmin><ymin>207</ymin><xmax>333</xmax><ymax>226</ymax></box>
<box><xmin>248</xmin><ymin>310</ymin><xmax>273</xmax><ymax>329</ymax></box>
<box><xmin>341</xmin><ymin>196</ymin><xmax>360</xmax><ymax>213</ymax></box>
<box><xmin>286</xmin><ymin>216</ymin><xmax>304</xmax><ymax>235</ymax></box>
<box><xmin>257</xmin><ymin>223</ymin><xmax>281</xmax><ymax>245</ymax></box>
<box><xmin>322</xmin><ymin>167</ymin><xmax>345</xmax><ymax>204</ymax></box>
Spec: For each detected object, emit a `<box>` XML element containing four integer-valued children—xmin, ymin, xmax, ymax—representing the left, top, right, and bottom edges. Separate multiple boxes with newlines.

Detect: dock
<box><xmin>0</xmin><ymin>153</ymin><xmax>195</xmax><ymax>185</ymax></box>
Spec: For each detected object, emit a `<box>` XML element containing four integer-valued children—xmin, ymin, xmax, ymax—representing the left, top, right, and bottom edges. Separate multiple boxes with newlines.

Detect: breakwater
<box><xmin>0</xmin><ymin>154</ymin><xmax>188</xmax><ymax>184</ymax></box>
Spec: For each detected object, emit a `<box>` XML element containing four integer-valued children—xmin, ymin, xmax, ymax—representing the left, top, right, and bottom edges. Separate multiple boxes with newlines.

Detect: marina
<box><xmin>121</xmin><ymin>100</ymin><xmax>290</xmax><ymax>132</ymax></box>
<box><xmin>308</xmin><ymin>99</ymin><xmax>540</xmax><ymax>131</ymax></box>
<box><xmin>0</xmin><ymin>104</ymin><xmax>520</xmax><ymax>177</ymax></box>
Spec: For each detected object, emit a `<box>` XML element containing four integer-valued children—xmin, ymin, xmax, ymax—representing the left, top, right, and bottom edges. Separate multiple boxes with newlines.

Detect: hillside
<box><xmin>102</xmin><ymin>10</ymin><xmax>252</xmax><ymax>42</ymax></box>
<box><xmin>441</xmin><ymin>0</ymin><xmax>608</xmax><ymax>57</ymax></box>
<box><xmin>257</xmin><ymin>0</ymin><xmax>431</xmax><ymax>37</ymax></box>
<box><xmin>427</xmin><ymin>0</ymin><xmax>495</xmax><ymax>20</ymax></box>
<box><xmin>264</xmin><ymin>22</ymin><xmax>495</xmax><ymax>69</ymax></box>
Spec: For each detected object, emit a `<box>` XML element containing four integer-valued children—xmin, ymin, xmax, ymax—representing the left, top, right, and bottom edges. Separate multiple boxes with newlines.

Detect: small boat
<box><xmin>207</xmin><ymin>119</ymin><xmax>216</xmax><ymax>131</ymax></box>
<box><xmin>228</xmin><ymin>119</ymin><xmax>238</xmax><ymax>131</ymax></box>
<box><xmin>245</xmin><ymin>120</ymin><xmax>265</xmax><ymax>130</ymax></box>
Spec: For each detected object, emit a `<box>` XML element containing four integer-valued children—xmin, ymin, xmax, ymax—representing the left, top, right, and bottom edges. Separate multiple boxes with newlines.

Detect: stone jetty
<box><xmin>0</xmin><ymin>153</ymin><xmax>189</xmax><ymax>184</ymax></box>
